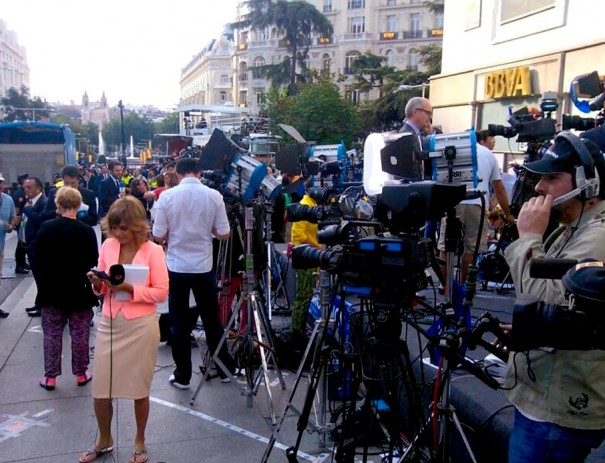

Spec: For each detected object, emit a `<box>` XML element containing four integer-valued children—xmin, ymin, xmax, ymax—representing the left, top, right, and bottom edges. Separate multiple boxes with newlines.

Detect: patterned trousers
<box><xmin>290</xmin><ymin>268</ymin><xmax>316</xmax><ymax>335</ymax></box>
<box><xmin>41</xmin><ymin>306</ymin><xmax>93</xmax><ymax>378</ymax></box>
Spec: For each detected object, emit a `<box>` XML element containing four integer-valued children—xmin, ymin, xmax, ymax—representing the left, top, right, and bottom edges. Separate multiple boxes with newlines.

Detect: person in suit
<box><xmin>12</xmin><ymin>173</ymin><xmax>29</xmax><ymax>274</ymax></box>
<box><xmin>18</xmin><ymin>177</ymin><xmax>48</xmax><ymax>317</ymax></box>
<box><xmin>43</xmin><ymin>165</ymin><xmax>98</xmax><ymax>226</ymax></box>
<box><xmin>0</xmin><ymin>174</ymin><xmax>15</xmax><ymax>319</ymax></box>
<box><xmin>398</xmin><ymin>96</ymin><xmax>433</xmax><ymax>135</ymax></box>
<box><xmin>98</xmin><ymin>161</ymin><xmax>123</xmax><ymax>219</ymax></box>
<box><xmin>35</xmin><ymin>187</ymin><xmax>99</xmax><ymax>391</ymax></box>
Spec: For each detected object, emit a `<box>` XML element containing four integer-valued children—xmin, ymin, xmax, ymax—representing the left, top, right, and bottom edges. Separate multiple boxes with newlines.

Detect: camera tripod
<box><xmin>261</xmin><ymin>269</ymin><xmax>336</xmax><ymax>463</ymax></box>
<box><xmin>190</xmin><ymin>205</ymin><xmax>286</xmax><ymax>424</ymax></box>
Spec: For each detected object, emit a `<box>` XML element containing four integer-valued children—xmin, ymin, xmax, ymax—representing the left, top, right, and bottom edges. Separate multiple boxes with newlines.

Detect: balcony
<box><xmin>347</xmin><ymin>0</ymin><xmax>365</xmax><ymax>9</ymax></box>
<box><xmin>402</xmin><ymin>29</ymin><xmax>423</xmax><ymax>39</ymax></box>
<box><xmin>239</xmin><ymin>73</ymin><xmax>248</xmax><ymax>82</ymax></box>
<box><xmin>238</xmin><ymin>42</ymin><xmax>248</xmax><ymax>51</ymax></box>
<box><xmin>248</xmin><ymin>39</ymin><xmax>279</xmax><ymax>49</ymax></box>
<box><xmin>342</xmin><ymin>32</ymin><xmax>372</xmax><ymax>41</ymax></box>
<box><xmin>379</xmin><ymin>31</ymin><xmax>398</xmax><ymax>40</ymax></box>
<box><xmin>316</xmin><ymin>36</ymin><xmax>333</xmax><ymax>45</ymax></box>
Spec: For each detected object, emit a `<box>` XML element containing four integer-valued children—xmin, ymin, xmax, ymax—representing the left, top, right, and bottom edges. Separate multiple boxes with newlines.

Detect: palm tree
<box><xmin>235</xmin><ymin>0</ymin><xmax>333</xmax><ymax>95</ymax></box>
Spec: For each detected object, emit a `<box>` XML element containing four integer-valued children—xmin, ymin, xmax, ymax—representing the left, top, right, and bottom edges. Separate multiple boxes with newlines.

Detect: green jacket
<box><xmin>504</xmin><ymin>200</ymin><xmax>605</xmax><ymax>429</ymax></box>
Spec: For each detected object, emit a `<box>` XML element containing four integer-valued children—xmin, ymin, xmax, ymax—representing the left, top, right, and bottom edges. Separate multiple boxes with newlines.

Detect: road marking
<box><xmin>0</xmin><ymin>411</ymin><xmax>52</xmax><ymax>443</ymax></box>
<box><xmin>150</xmin><ymin>396</ymin><xmax>330</xmax><ymax>462</ymax></box>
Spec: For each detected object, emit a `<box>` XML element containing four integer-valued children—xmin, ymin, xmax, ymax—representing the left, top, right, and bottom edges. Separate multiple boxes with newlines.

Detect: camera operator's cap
<box><xmin>522</xmin><ymin>138</ymin><xmax>580</xmax><ymax>175</ymax></box>
<box><xmin>562</xmin><ymin>259</ymin><xmax>605</xmax><ymax>304</ymax></box>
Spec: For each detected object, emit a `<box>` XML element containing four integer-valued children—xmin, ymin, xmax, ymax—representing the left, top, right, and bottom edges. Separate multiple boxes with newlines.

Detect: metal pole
<box><xmin>118</xmin><ymin>100</ymin><xmax>127</xmax><ymax>169</ymax></box>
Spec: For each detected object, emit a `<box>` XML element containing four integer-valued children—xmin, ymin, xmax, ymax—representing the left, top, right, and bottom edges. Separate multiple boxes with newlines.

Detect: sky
<box><xmin>1</xmin><ymin>0</ymin><xmax>240</xmax><ymax>110</ymax></box>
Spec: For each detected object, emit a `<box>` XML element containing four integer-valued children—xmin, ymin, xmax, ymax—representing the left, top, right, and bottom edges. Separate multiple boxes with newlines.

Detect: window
<box><xmin>239</xmin><ymin>61</ymin><xmax>248</xmax><ymax>81</ymax></box>
<box><xmin>386</xmin><ymin>15</ymin><xmax>396</xmax><ymax>32</ymax></box>
<box><xmin>323</xmin><ymin>0</ymin><xmax>332</xmax><ymax>13</ymax></box>
<box><xmin>408</xmin><ymin>51</ymin><xmax>419</xmax><ymax>70</ymax></box>
<box><xmin>254</xmin><ymin>88</ymin><xmax>265</xmax><ymax>105</ymax></box>
<box><xmin>345</xmin><ymin>86</ymin><xmax>361</xmax><ymax>104</ymax></box>
<box><xmin>501</xmin><ymin>0</ymin><xmax>555</xmax><ymax>23</ymax></box>
<box><xmin>253</xmin><ymin>57</ymin><xmax>266</xmax><ymax>79</ymax></box>
<box><xmin>220</xmin><ymin>91</ymin><xmax>227</xmax><ymax>102</ymax></box>
<box><xmin>410</xmin><ymin>13</ymin><xmax>420</xmax><ymax>32</ymax></box>
<box><xmin>435</xmin><ymin>11</ymin><xmax>444</xmax><ymax>28</ymax></box>
<box><xmin>348</xmin><ymin>0</ymin><xmax>365</xmax><ymax>9</ymax></box>
<box><xmin>258</xmin><ymin>28</ymin><xmax>269</xmax><ymax>41</ymax></box>
<box><xmin>322</xmin><ymin>53</ymin><xmax>331</xmax><ymax>75</ymax></box>
<box><xmin>386</xmin><ymin>49</ymin><xmax>395</xmax><ymax>67</ymax></box>
<box><xmin>220</xmin><ymin>74</ymin><xmax>229</xmax><ymax>85</ymax></box>
<box><xmin>345</xmin><ymin>51</ymin><xmax>360</xmax><ymax>74</ymax></box>
<box><xmin>387</xmin><ymin>0</ymin><xmax>396</xmax><ymax>5</ymax></box>
<box><xmin>349</xmin><ymin>16</ymin><xmax>365</xmax><ymax>34</ymax></box>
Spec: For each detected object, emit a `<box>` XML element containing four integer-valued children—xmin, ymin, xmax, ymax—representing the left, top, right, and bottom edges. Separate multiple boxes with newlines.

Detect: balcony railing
<box><xmin>342</xmin><ymin>32</ymin><xmax>372</xmax><ymax>41</ymax></box>
<box><xmin>402</xmin><ymin>29</ymin><xmax>423</xmax><ymax>39</ymax></box>
<box><xmin>239</xmin><ymin>73</ymin><xmax>248</xmax><ymax>82</ymax></box>
<box><xmin>317</xmin><ymin>36</ymin><xmax>333</xmax><ymax>45</ymax></box>
<box><xmin>379</xmin><ymin>31</ymin><xmax>398</xmax><ymax>40</ymax></box>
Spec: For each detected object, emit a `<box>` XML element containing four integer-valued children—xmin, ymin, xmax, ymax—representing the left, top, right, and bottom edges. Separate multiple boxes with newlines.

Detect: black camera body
<box><xmin>510</xmin><ymin>259</ymin><xmax>605</xmax><ymax>351</ymax></box>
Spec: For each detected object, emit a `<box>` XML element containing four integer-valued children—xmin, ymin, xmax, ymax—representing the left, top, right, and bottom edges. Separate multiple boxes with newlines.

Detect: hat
<box><xmin>562</xmin><ymin>259</ymin><xmax>605</xmax><ymax>305</ymax></box>
<box><xmin>522</xmin><ymin>138</ymin><xmax>580</xmax><ymax>175</ymax></box>
<box><xmin>0</xmin><ymin>173</ymin><xmax>5</xmax><ymax>182</ymax></box>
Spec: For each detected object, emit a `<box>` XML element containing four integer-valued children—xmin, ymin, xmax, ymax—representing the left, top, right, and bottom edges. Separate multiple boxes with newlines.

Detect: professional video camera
<box><xmin>508</xmin><ymin>258</ymin><xmax>605</xmax><ymax>351</ymax></box>
<box><xmin>488</xmin><ymin>92</ymin><xmax>559</xmax><ymax>143</ymax></box>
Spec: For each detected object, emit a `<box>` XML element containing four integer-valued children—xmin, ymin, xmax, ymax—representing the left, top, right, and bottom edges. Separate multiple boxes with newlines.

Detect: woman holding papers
<box><xmin>82</xmin><ymin>196</ymin><xmax>168</xmax><ymax>463</ymax></box>
<box><xmin>35</xmin><ymin>187</ymin><xmax>99</xmax><ymax>391</ymax></box>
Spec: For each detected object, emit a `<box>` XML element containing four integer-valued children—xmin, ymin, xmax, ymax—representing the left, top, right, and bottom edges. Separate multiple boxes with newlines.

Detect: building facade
<box><xmin>81</xmin><ymin>91</ymin><xmax>113</xmax><ymax>127</ymax></box>
<box><xmin>0</xmin><ymin>19</ymin><xmax>30</xmax><ymax>98</ymax></box>
<box><xmin>180</xmin><ymin>37</ymin><xmax>236</xmax><ymax>107</ymax></box>
<box><xmin>179</xmin><ymin>1</ymin><xmax>443</xmax><ymax>114</ymax></box>
<box><xmin>430</xmin><ymin>0</ymin><xmax>605</xmax><ymax>161</ymax></box>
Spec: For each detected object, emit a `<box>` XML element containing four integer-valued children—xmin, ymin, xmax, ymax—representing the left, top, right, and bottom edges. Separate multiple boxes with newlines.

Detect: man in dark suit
<box><xmin>43</xmin><ymin>165</ymin><xmax>98</xmax><ymax>226</ymax></box>
<box><xmin>98</xmin><ymin>160</ymin><xmax>123</xmax><ymax>219</ymax></box>
<box><xmin>19</xmin><ymin>177</ymin><xmax>48</xmax><ymax>317</ymax></box>
<box><xmin>12</xmin><ymin>173</ymin><xmax>30</xmax><ymax>274</ymax></box>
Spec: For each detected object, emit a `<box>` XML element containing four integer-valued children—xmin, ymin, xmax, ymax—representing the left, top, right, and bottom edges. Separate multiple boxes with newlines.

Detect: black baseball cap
<box><xmin>522</xmin><ymin>138</ymin><xmax>580</xmax><ymax>175</ymax></box>
<box><xmin>562</xmin><ymin>259</ymin><xmax>605</xmax><ymax>305</ymax></box>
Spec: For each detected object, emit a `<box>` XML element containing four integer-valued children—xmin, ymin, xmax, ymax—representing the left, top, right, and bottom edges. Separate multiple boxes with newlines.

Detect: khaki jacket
<box><xmin>504</xmin><ymin>200</ymin><xmax>605</xmax><ymax>429</ymax></box>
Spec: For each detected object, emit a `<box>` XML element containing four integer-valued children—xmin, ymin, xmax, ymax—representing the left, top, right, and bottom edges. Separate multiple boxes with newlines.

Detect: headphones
<box><xmin>551</xmin><ymin>131</ymin><xmax>600</xmax><ymax>205</ymax></box>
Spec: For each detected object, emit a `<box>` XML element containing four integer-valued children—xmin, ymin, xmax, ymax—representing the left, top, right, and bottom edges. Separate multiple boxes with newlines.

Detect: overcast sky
<box><xmin>1</xmin><ymin>0</ymin><xmax>239</xmax><ymax>110</ymax></box>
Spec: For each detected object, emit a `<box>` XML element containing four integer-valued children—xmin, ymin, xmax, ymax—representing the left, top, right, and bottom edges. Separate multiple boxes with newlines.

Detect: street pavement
<box><xmin>1</xmin><ymin>228</ymin><xmax>604</xmax><ymax>462</ymax></box>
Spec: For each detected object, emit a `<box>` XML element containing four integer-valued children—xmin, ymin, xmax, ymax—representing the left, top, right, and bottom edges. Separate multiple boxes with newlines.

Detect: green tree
<box><xmin>411</xmin><ymin>43</ymin><xmax>442</xmax><ymax>76</ymax></box>
<box><xmin>236</xmin><ymin>0</ymin><xmax>333</xmax><ymax>95</ymax></box>
<box><xmin>102</xmin><ymin>111</ymin><xmax>155</xmax><ymax>154</ymax></box>
<box><xmin>265</xmin><ymin>80</ymin><xmax>363</xmax><ymax>146</ymax></box>
<box><xmin>0</xmin><ymin>86</ymin><xmax>53</xmax><ymax>122</ymax></box>
<box><xmin>155</xmin><ymin>112</ymin><xmax>180</xmax><ymax>134</ymax></box>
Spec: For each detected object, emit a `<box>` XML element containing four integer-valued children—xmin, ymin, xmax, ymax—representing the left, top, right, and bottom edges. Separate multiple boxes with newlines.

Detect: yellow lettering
<box><xmin>505</xmin><ymin>68</ymin><xmax>517</xmax><ymax>97</ymax></box>
<box><xmin>513</xmin><ymin>66</ymin><xmax>531</xmax><ymax>96</ymax></box>
<box><xmin>494</xmin><ymin>72</ymin><xmax>506</xmax><ymax>98</ymax></box>
<box><xmin>485</xmin><ymin>75</ymin><xmax>495</xmax><ymax>99</ymax></box>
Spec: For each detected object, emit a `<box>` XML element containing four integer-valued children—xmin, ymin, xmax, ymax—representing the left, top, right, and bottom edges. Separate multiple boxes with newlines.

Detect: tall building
<box><xmin>179</xmin><ymin>1</ymin><xmax>443</xmax><ymax>114</ymax></box>
<box><xmin>234</xmin><ymin>0</ymin><xmax>444</xmax><ymax>112</ymax></box>
<box><xmin>0</xmin><ymin>19</ymin><xmax>30</xmax><ymax>98</ymax></box>
<box><xmin>180</xmin><ymin>35</ymin><xmax>236</xmax><ymax>106</ymax></box>
<box><xmin>431</xmin><ymin>0</ymin><xmax>605</xmax><ymax>165</ymax></box>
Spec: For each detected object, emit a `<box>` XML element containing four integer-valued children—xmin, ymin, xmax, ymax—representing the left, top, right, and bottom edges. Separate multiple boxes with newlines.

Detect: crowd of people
<box><xmin>0</xmin><ymin>100</ymin><xmax>604</xmax><ymax>461</ymax></box>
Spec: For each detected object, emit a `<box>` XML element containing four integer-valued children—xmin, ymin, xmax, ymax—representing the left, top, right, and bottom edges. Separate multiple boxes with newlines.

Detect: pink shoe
<box><xmin>39</xmin><ymin>377</ymin><xmax>56</xmax><ymax>391</ymax></box>
<box><xmin>76</xmin><ymin>372</ymin><xmax>93</xmax><ymax>386</ymax></box>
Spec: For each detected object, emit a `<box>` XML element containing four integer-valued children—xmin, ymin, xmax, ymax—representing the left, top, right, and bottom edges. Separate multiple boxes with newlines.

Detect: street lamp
<box><xmin>117</xmin><ymin>100</ymin><xmax>127</xmax><ymax>169</ymax></box>
<box><xmin>397</xmin><ymin>82</ymin><xmax>430</xmax><ymax>98</ymax></box>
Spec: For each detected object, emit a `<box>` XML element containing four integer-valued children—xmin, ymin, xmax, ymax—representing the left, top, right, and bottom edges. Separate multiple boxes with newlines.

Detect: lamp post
<box><xmin>117</xmin><ymin>100</ymin><xmax>127</xmax><ymax>169</ymax></box>
<box><xmin>397</xmin><ymin>82</ymin><xmax>430</xmax><ymax>98</ymax></box>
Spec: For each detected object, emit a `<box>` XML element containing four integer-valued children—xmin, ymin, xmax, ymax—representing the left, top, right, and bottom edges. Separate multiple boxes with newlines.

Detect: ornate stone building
<box><xmin>81</xmin><ymin>91</ymin><xmax>112</xmax><ymax>127</ymax></box>
<box><xmin>0</xmin><ymin>19</ymin><xmax>30</xmax><ymax>98</ymax></box>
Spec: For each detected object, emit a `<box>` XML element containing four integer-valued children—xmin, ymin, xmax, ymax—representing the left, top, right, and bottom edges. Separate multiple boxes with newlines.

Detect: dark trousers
<box><xmin>15</xmin><ymin>240</ymin><xmax>27</xmax><ymax>267</ymax></box>
<box><xmin>168</xmin><ymin>270</ymin><xmax>235</xmax><ymax>384</ymax></box>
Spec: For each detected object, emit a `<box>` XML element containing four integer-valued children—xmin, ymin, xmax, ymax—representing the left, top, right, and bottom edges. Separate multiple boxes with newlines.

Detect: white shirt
<box><xmin>152</xmin><ymin>177</ymin><xmax>230</xmax><ymax>273</ymax></box>
<box><xmin>461</xmin><ymin>144</ymin><xmax>501</xmax><ymax>208</ymax></box>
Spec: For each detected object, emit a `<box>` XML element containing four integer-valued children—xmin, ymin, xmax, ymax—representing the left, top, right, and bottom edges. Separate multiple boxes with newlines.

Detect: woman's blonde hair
<box><xmin>55</xmin><ymin>186</ymin><xmax>82</xmax><ymax>210</ymax></box>
<box><xmin>101</xmin><ymin>196</ymin><xmax>150</xmax><ymax>245</ymax></box>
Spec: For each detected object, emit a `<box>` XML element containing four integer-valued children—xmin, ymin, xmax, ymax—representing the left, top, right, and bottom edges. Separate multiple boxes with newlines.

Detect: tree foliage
<box><xmin>102</xmin><ymin>111</ymin><xmax>155</xmax><ymax>153</ymax></box>
<box><xmin>264</xmin><ymin>80</ymin><xmax>363</xmax><ymax>146</ymax></box>
<box><xmin>235</xmin><ymin>0</ymin><xmax>333</xmax><ymax>95</ymax></box>
<box><xmin>155</xmin><ymin>112</ymin><xmax>179</xmax><ymax>134</ymax></box>
<box><xmin>0</xmin><ymin>86</ymin><xmax>53</xmax><ymax>122</ymax></box>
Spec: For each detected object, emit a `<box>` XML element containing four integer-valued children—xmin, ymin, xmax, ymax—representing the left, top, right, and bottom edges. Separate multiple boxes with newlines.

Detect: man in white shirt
<box><xmin>153</xmin><ymin>157</ymin><xmax>237</xmax><ymax>389</ymax></box>
<box><xmin>438</xmin><ymin>130</ymin><xmax>512</xmax><ymax>285</ymax></box>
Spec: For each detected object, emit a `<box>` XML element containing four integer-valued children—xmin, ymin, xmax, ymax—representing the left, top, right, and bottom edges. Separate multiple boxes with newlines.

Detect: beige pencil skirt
<box><xmin>92</xmin><ymin>311</ymin><xmax>160</xmax><ymax>400</ymax></box>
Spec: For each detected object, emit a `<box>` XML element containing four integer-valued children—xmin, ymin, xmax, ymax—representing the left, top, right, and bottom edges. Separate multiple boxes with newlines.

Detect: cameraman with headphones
<box><xmin>503</xmin><ymin>132</ymin><xmax>605</xmax><ymax>462</ymax></box>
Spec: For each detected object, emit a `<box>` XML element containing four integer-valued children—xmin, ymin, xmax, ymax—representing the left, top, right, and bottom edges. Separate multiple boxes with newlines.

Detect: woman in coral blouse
<box><xmin>80</xmin><ymin>196</ymin><xmax>168</xmax><ymax>463</ymax></box>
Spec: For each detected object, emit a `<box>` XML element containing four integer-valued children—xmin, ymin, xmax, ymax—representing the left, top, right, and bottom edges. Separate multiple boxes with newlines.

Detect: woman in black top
<box><xmin>35</xmin><ymin>187</ymin><xmax>99</xmax><ymax>391</ymax></box>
